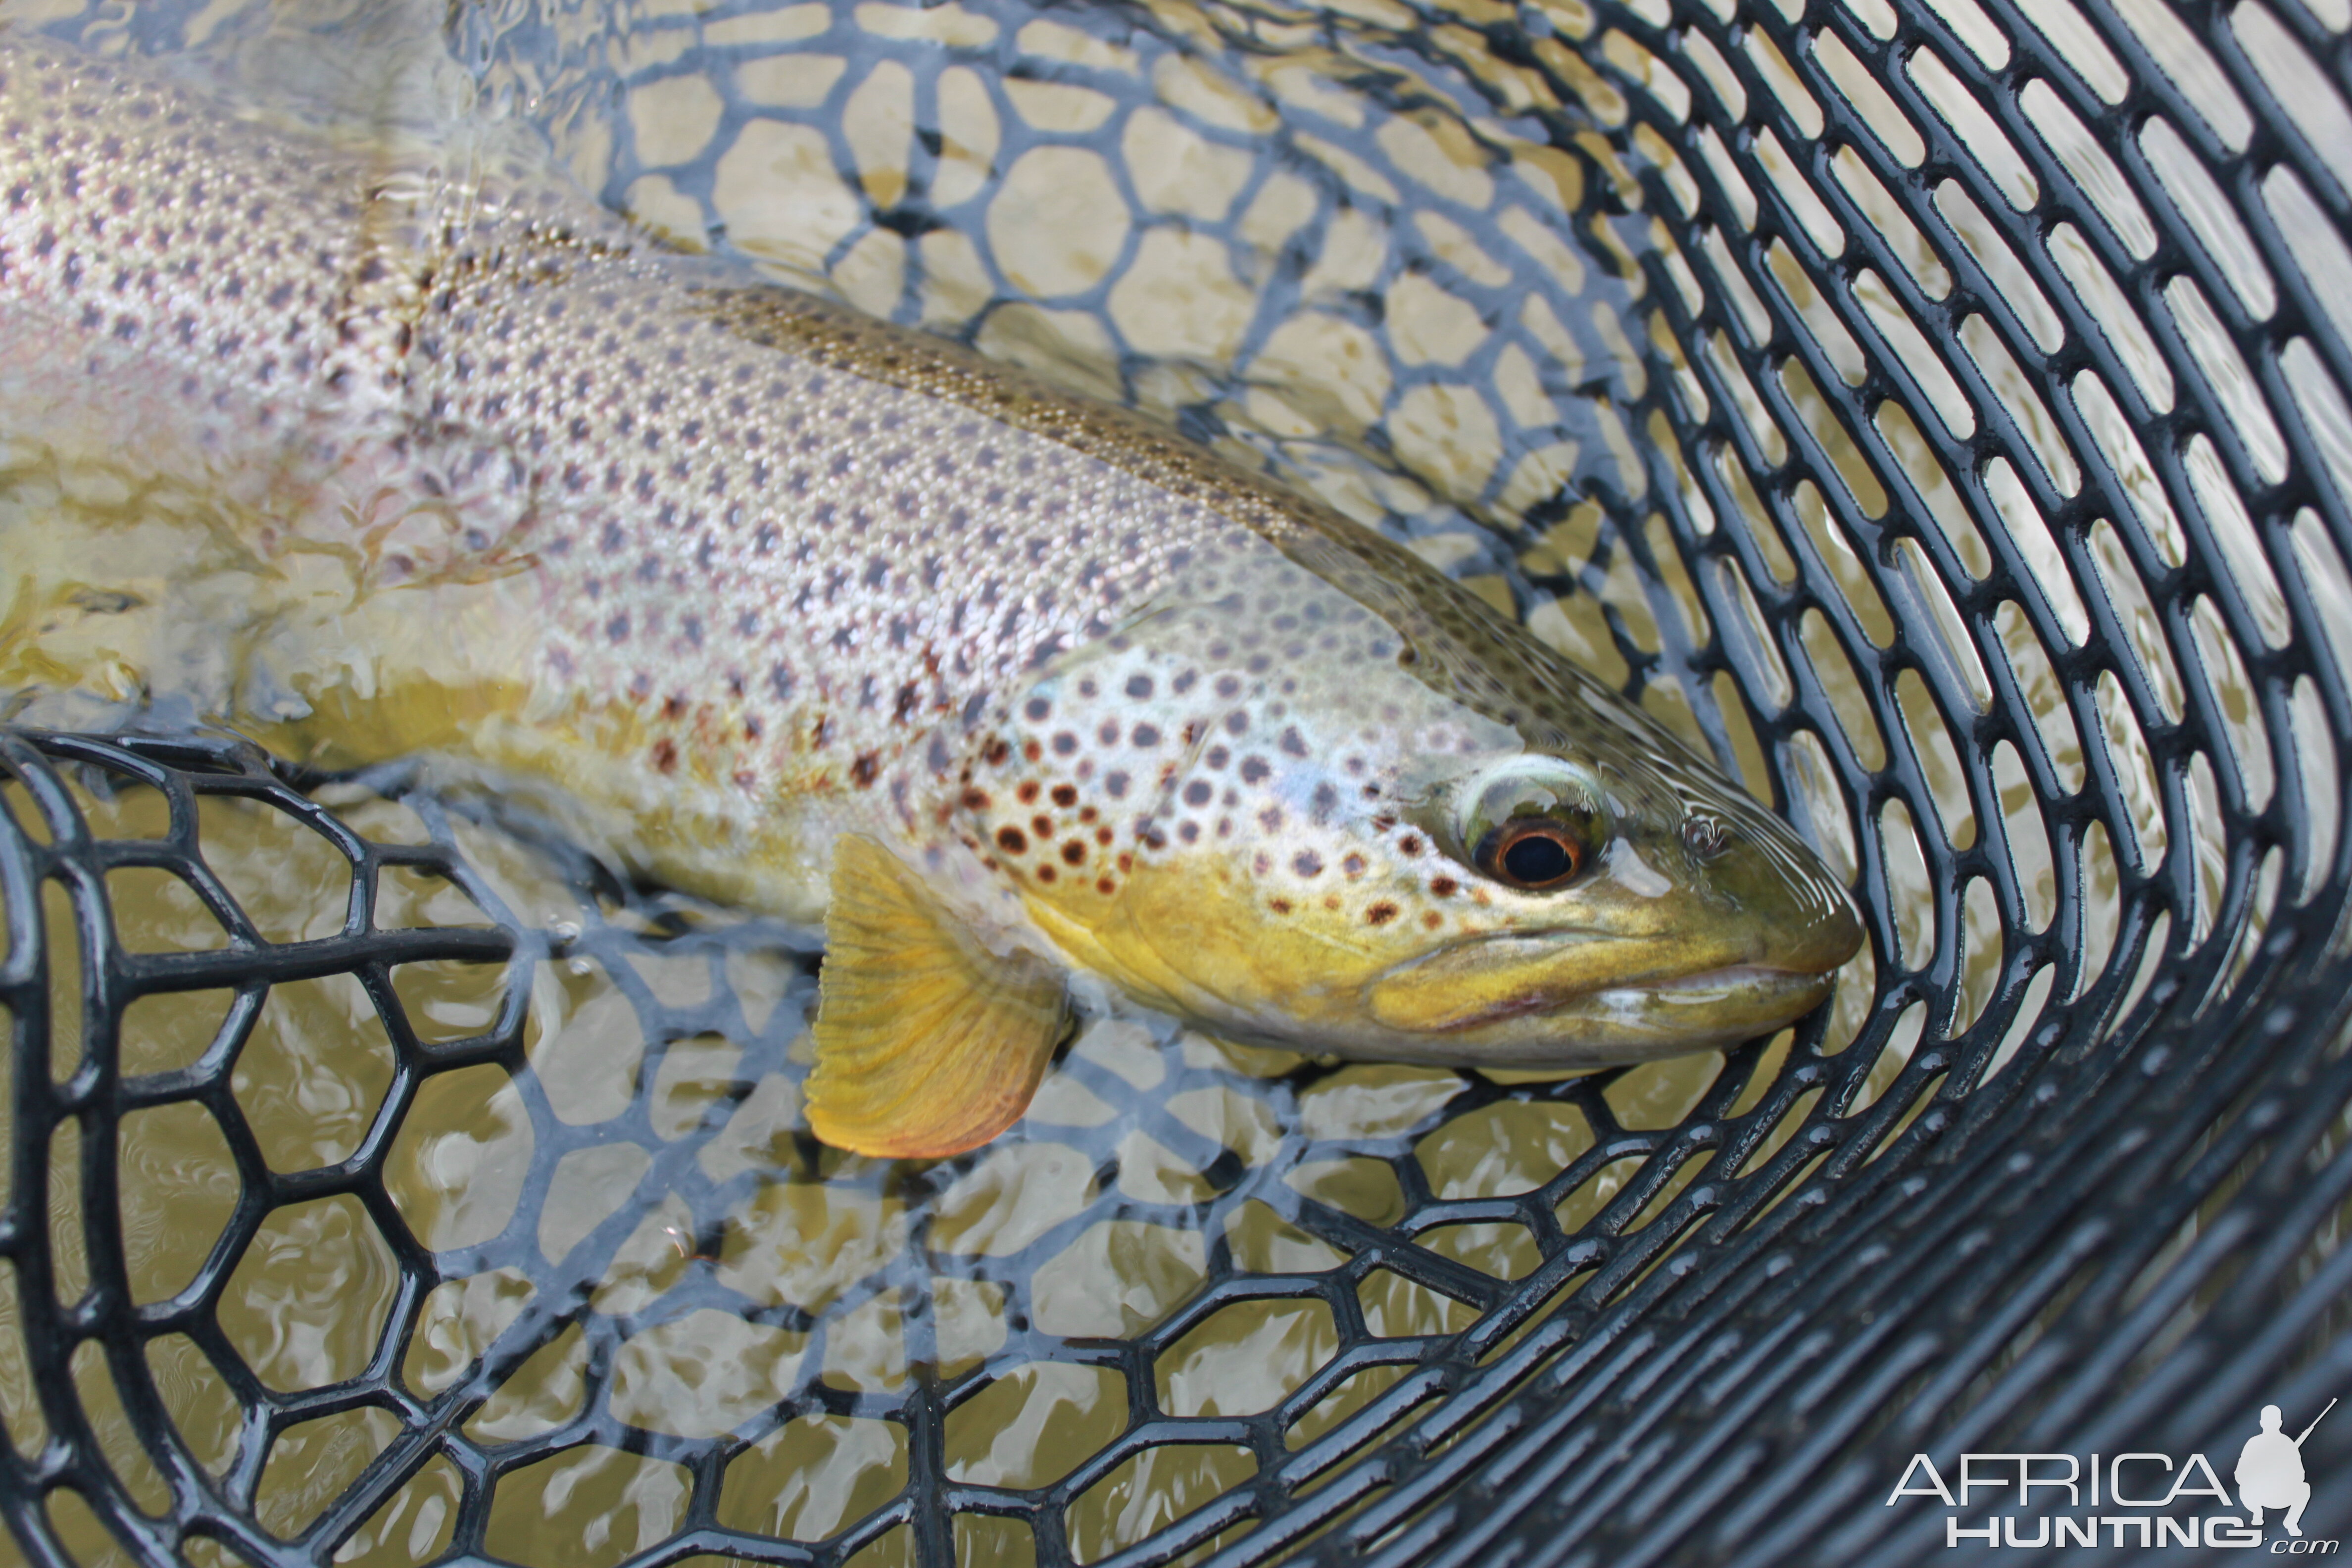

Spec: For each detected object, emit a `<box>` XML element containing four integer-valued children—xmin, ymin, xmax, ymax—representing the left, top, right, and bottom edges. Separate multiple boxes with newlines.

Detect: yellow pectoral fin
<box><xmin>806</xmin><ymin>835</ymin><xmax>1070</xmax><ymax>1159</ymax></box>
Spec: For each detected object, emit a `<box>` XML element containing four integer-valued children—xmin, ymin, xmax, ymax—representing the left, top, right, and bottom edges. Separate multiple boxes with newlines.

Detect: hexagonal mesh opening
<box><xmin>3</xmin><ymin>0</ymin><xmax>2351</xmax><ymax>1563</ymax></box>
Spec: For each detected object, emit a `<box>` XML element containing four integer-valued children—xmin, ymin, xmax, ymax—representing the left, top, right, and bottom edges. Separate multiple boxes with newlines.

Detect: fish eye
<box><xmin>1452</xmin><ymin>758</ymin><xmax>1608</xmax><ymax>892</ymax></box>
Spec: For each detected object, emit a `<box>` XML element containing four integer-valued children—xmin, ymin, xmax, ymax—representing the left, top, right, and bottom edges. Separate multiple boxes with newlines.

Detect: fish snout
<box><xmin>1708</xmin><ymin>829</ymin><xmax>1865</xmax><ymax>983</ymax></box>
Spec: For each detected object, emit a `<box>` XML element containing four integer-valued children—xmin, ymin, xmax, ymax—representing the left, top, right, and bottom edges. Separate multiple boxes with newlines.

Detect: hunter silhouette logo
<box><xmin>2239</xmin><ymin>1399</ymin><xmax>2333</xmax><ymax>1539</ymax></box>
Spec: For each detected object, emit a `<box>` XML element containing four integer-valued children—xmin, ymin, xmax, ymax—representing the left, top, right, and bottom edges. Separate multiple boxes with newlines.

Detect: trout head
<box><xmin>955</xmin><ymin>526</ymin><xmax>1863</xmax><ymax>1068</ymax></box>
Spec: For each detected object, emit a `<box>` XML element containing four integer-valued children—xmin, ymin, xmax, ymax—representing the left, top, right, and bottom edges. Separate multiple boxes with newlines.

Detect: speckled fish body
<box><xmin>0</xmin><ymin>36</ymin><xmax>1861</xmax><ymax>1151</ymax></box>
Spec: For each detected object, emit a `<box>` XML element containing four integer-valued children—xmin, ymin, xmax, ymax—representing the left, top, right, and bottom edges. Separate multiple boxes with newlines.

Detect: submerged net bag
<box><xmin>2</xmin><ymin>0</ymin><xmax>2350</xmax><ymax>1562</ymax></box>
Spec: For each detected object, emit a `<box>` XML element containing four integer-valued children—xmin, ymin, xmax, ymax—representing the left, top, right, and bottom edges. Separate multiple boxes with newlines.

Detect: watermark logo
<box><xmin>1886</xmin><ymin>1397</ymin><xmax>2339</xmax><ymax>1551</ymax></box>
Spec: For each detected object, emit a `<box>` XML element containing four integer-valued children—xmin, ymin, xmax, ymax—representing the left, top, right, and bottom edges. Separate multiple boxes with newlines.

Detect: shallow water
<box><xmin>0</xmin><ymin>0</ymin><xmax>2317</xmax><ymax>1559</ymax></box>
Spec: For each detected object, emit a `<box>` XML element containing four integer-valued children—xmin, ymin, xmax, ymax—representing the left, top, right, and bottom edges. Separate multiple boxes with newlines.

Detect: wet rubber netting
<box><xmin>3</xmin><ymin>0</ymin><xmax>2352</xmax><ymax>1562</ymax></box>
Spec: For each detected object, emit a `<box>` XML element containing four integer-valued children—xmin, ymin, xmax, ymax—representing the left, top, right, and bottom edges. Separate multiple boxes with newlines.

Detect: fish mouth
<box><xmin>1363</xmin><ymin>929</ymin><xmax>1849</xmax><ymax>1058</ymax></box>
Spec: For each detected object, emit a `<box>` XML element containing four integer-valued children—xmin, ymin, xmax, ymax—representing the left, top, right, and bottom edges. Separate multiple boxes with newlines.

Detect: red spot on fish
<box><xmin>1367</xmin><ymin>902</ymin><xmax>1399</xmax><ymax>926</ymax></box>
<box><xmin>1022</xmin><ymin>739</ymin><xmax>1043</xmax><ymax>762</ymax></box>
<box><xmin>996</xmin><ymin>827</ymin><xmax>1028</xmax><ymax>853</ymax></box>
<box><xmin>1430</xmin><ymin>876</ymin><xmax>1458</xmax><ymax>896</ymax></box>
<box><xmin>1423</xmin><ymin>911</ymin><xmax>1443</xmax><ymax>929</ymax></box>
<box><xmin>849</xmin><ymin>752</ymin><xmax>880</xmax><ymax>788</ymax></box>
<box><xmin>1097</xmin><ymin>877</ymin><xmax>1116</xmax><ymax>895</ymax></box>
<box><xmin>1060</xmin><ymin>840</ymin><xmax>1085</xmax><ymax>865</ymax></box>
<box><xmin>1017</xmin><ymin>781</ymin><xmax>1041</xmax><ymax>804</ymax></box>
<box><xmin>963</xmin><ymin>789</ymin><xmax>991</xmax><ymax>809</ymax></box>
<box><xmin>651</xmin><ymin>739</ymin><xmax>678</xmax><ymax>774</ymax></box>
<box><xmin>1036</xmin><ymin>865</ymin><xmax>1057</xmax><ymax>883</ymax></box>
<box><xmin>1270</xmin><ymin>897</ymin><xmax>1292</xmax><ymax>914</ymax></box>
<box><xmin>1095</xmin><ymin>826</ymin><xmax>1113</xmax><ymax>845</ymax></box>
<box><xmin>1398</xmin><ymin>834</ymin><xmax>1422</xmax><ymax>856</ymax></box>
<box><xmin>1051</xmin><ymin>784</ymin><xmax>1078</xmax><ymax>807</ymax></box>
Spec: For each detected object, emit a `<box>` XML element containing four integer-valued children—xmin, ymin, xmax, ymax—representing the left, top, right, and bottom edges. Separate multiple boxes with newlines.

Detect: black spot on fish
<box><xmin>1182</xmin><ymin>781</ymin><xmax>1213</xmax><ymax>807</ymax></box>
<box><xmin>1239</xmin><ymin>757</ymin><xmax>1271</xmax><ymax>784</ymax></box>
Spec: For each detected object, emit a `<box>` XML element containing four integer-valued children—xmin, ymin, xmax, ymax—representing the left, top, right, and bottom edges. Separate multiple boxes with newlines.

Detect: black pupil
<box><xmin>1501</xmin><ymin>832</ymin><xmax>1572</xmax><ymax>884</ymax></box>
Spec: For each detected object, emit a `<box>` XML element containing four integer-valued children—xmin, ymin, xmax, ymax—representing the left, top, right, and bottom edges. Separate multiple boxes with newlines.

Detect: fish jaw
<box><xmin>1360</xmin><ymin>921</ymin><xmax>1853</xmax><ymax>1062</ymax></box>
<box><xmin>1017</xmin><ymin>824</ymin><xmax>1860</xmax><ymax>1068</ymax></box>
<box><xmin>1343</xmin><ymin>814</ymin><xmax>1862</xmax><ymax>1062</ymax></box>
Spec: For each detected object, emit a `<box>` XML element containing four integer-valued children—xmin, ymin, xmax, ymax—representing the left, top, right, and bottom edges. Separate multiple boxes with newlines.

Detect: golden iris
<box><xmin>1451</xmin><ymin>759</ymin><xmax>1608</xmax><ymax>891</ymax></box>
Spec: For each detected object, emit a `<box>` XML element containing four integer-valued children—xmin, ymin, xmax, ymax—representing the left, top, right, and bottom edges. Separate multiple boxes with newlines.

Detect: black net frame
<box><xmin>0</xmin><ymin>0</ymin><xmax>2348</xmax><ymax>1562</ymax></box>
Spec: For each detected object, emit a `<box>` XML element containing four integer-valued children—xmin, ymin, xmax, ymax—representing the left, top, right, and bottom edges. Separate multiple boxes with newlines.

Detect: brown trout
<box><xmin>0</xmin><ymin>34</ymin><xmax>1862</xmax><ymax>1157</ymax></box>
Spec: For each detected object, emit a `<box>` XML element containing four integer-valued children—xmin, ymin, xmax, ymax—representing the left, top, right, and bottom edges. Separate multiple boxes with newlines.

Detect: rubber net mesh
<box><xmin>1</xmin><ymin>0</ymin><xmax>2350</xmax><ymax>1562</ymax></box>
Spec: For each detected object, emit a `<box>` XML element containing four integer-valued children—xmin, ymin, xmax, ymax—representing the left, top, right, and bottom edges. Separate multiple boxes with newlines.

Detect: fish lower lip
<box><xmin>1641</xmin><ymin>963</ymin><xmax>1807</xmax><ymax>995</ymax></box>
<box><xmin>1365</xmin><ymin>935</ymin><xmax>1834</xmax><ymax>1035</ymax></box>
